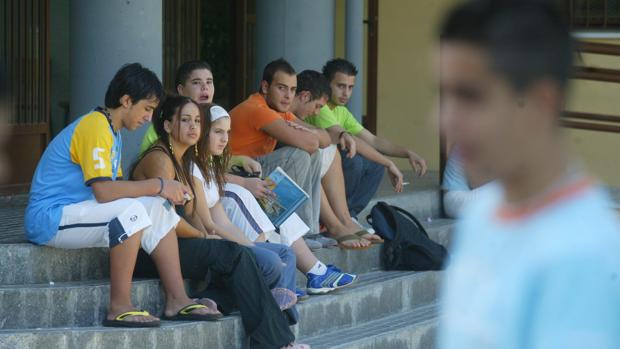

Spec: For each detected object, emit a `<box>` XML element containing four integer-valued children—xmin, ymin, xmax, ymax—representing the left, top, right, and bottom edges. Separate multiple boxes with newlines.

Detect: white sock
<box><xmin>307</xmin><ymin>261</ymin><xmax>327</xmax><ymax>276</ymax></box>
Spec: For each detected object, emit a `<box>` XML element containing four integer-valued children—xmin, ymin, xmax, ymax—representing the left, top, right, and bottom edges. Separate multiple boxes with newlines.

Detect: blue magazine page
<box><xmin>258</xmin><ymin>167</ymin><xmax>309</xmax><ymax>227</ymax></box>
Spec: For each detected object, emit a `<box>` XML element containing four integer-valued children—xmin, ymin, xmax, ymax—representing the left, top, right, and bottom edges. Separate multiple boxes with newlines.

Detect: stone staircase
<box><xmin>0</xmin><ymin>171</ymin><xmax>454</xmax><ymax>349</ymax></box>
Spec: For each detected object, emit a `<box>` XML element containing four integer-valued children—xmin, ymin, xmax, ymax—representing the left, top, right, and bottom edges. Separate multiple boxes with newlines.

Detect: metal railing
<box><xmin>440</xmin><ymin>40</ymin><xmax>620</xmax><ymax>183</ymax></box>
<box><xmin>563</xmin><ymin>41</ymin><xmax>620</xmax><ymax>133</ymax></box>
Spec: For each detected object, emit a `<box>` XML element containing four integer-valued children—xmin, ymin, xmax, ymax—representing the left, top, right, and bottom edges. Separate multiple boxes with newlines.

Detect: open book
<box><xmin>257</xmin><ymin>167</ymin><xmax>309</xmax><ymax>227</ymax></box>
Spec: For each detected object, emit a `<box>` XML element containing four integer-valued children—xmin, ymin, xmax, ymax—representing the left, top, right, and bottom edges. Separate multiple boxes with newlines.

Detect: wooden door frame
<box><xmin>234</xmin><ymin>0</ymin><xmax>248</xmax><ymax>105</ymax></box>
<box><xmin>233</xmin><ymin>0</ymin><xmax>256</xmax><ymax>105</ymax></box>
<box><xmin>1</xmin><ymin>0</ymin><xmax>51</xmax><ymax>195</ymax></box>
<box><xmin>364</xmin><ymin>0</ymin><xmax>378</xmax><ymax>134</ymax></box>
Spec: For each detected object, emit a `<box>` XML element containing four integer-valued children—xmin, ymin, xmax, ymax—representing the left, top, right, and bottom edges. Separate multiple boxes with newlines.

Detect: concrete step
<box><xmin>0</xmin><ymin>270</ymin><xmax>440</xmax><ymax>348</ymax></box>
<box><xmin>0</xmin><ymin>219</ymin><xmax>454</xmax><ymax>288</ymax></box>
<box><xmin>0</xmin><ymin>243</ymin><xmax>387</xmax><ymax>286</ymax></box>
<box><xmin>0</xmin><ymin>302</ymin><xmax>440</xmax><ymax>349</ymax></box>
<box><xmin>0</xmin><ymin>314</ymin><xmax>247</xmax><ymax>349</ymax></box>
<box><xmin>293</xmin><ymin>271</ymin><xmax>439</xmax><ymax>339</ymax></box>
<box><xmin>302</xmin><ymin>302</ymin><xmax>439</xmax><ymax>349</ymax></box>
<box><xmin>423</xmin><ymin>218</ymin><xmax>454</xmax><ymax>249</ymax></box>
<box><xmin>0</xmin><ymin>270</ymin><xmax>440</xmax><ymax>337</ymax></box>
<box><xmin>0</xmin><ymin>242</ymin><xmax>379</xmax><ymax>286</ymax></box>
<box><xmin>0</xmin><ymin>244</ymin><xmax>110</xmax><ymax>285</ymax></box>
<box><xmin>0</xmin><ymin>280</ymin><xmax>163</xmax><ymax>329</ymax></box>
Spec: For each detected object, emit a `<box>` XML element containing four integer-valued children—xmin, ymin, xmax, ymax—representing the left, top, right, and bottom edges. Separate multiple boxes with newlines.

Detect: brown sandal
<box><xmin>355</xmin><ymin>230</ymin><xmax>384</xmax><ymax>244</ymax></box>
<box><xmin>335</xmin><ymin>234</ymin><xmax>372</xmax><ymax>250</ymax></box>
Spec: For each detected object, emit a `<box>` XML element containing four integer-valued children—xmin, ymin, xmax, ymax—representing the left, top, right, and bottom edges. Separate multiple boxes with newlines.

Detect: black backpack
<box><xmin>367</xmin><ymin>201</ymin><xmax>448</xmax><ymax>271</ymax></box>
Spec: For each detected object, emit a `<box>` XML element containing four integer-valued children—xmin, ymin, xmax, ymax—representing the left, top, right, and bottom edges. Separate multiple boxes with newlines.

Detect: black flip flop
<box><xmin>162</xmin><ymin>303</ymin><xmax>223</xmax><ymax>322</ymax></box>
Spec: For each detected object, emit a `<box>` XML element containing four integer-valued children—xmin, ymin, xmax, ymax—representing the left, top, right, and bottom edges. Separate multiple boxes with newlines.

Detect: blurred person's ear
<box><xmin>524</xmin><ymin>78</ymin><xmax>563</xmax><ymax>129</ymax></box>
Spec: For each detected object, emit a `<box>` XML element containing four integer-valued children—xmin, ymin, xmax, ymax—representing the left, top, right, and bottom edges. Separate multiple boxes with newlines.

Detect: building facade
<box><xmin>2</xmin><ymin>0</ymin><xmax>620</xmax><ymax>194</ymax></box>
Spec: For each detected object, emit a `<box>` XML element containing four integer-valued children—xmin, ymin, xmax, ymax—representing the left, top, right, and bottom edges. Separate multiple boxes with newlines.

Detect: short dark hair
<box><xmin>296</xmin><ymin>70</ymin><xmax>331</xmax><ymax>101</ymax></box>
<box><xmin>322</xmin><ymin>58</ymin><xmax>358</xmax><ymax>82</ymax></box>
<box><xmin>104</xmin><ymin>63</ymin><xmax>164</xmax><ymax>108</ymax></box>
<box><xmin>439</xmin><ymin>0</ymin><xmax>574</xmax><ymax>92</ymax></box>
<box><xmin>175</xmin><ymin>60</ymin><xmax>213</xmax><ymax>87</ymax></box>
<box><xmin>262</xmin><ymin>58</ymin><xmax>296</xmax><ymax>85</ymax></box>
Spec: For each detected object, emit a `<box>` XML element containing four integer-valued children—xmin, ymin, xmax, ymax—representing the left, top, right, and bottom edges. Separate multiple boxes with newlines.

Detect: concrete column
<box><xmin>49</xmin><ymin>0</ymin><xmax>70</xmax><ymax>137</ymax></box>
<box><xmin>345</xmin><ymin>0</ymin><xmax>364</xmax><ymax>122</ymax></box>
<box><xmin>255</xmin><ymin>0</ymin><xmax>335</xmax><ymax>87</ymax></box>
<box><xmin>70</xmin><ymin>0</ymin><xmax>163</xmax><ymax>175</ymax></box>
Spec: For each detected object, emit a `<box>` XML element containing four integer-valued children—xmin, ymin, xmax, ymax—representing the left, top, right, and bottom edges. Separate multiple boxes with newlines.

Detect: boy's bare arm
<box><xmin>261</xmin><ymin>119</ymin><xmax>320</xmax><ymax>154</ymax></box>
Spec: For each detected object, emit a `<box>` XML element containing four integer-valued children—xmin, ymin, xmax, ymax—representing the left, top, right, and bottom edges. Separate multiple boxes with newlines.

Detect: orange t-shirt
<box><xmin>229</xmin><ymin>93</ymin><xmax>297</xmax><ymax>157</ymax></box>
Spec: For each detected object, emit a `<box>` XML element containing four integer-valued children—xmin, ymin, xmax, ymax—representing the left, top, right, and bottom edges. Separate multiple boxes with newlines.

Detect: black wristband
<box><xmin>156</xmin><ymin>177</ymin><xmax>164</xmax><ymax>195</ymax></box>
<box><xmin>339</xmin><ymin>131</ymin><xmax>349</xmax><ymax>139</ymax></box>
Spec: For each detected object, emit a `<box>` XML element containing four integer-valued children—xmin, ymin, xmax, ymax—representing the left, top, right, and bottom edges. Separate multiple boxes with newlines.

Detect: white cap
<box><xmin>210</xmin><ymin>105</ymin><xmax>229</xmax><ymax>122</ymax></box>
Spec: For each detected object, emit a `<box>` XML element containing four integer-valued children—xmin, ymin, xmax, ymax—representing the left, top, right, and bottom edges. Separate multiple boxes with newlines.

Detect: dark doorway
<box><xmin>202</xmin><ymin>0</ymin><xmax>256</xmax><ymax>109</ymax></box>
<box><xmin>163</xmin><ymin>0</ymin><xmax>256</xmax><ymax>110</ymax></box>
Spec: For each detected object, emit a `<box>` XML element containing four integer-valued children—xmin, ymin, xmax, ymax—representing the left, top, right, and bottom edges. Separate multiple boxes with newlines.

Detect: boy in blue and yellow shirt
<box><xmin>26</xmin><ymin>63</ymin><xmax>218</xmax><ymax>327</ymax></box>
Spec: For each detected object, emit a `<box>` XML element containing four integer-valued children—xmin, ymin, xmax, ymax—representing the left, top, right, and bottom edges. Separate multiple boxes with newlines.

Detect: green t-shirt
<box><xmin>305</xmin><ymin>104</ymin><xmax>365</xmax><ymax>135</ymax></box>
<box><xmin>140</xmin><ymin>124</ymin><xmax>159</xmax><ymax>154</ymax></box>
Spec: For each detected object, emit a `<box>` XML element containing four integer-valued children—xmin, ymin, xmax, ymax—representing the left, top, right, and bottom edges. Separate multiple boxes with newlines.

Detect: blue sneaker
<box><xmin>306</xmin><ymin>265</ymin><xmax>358</xmax><ymax>295</ymax></box>
<box><xmin>296</xmin><ymin>288</ymin><xmax>309</xmax><ymax>301</ymax></box>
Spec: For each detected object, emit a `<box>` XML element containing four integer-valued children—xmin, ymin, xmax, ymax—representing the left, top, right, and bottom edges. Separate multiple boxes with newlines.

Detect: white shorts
<box><xmin>222</xmin><ymin>183</ymin><xmax>309</xmax><ymax>246</ymax></box>
<box><xmin>319</xmin><ymin>144</ymin><xmax>337</xmax><ymax>178</ymax></box>
<box><xmin>46</xmin><ymin>196</ymin><xmax>180</xmax><ymax>254</ymax></box>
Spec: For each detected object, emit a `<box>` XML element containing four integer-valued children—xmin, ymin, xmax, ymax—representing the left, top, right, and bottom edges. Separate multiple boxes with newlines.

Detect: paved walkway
<box><xmin>0</xmin><ymin>194</ymin><xmax>28</xmax><ymax>243</ymax></box>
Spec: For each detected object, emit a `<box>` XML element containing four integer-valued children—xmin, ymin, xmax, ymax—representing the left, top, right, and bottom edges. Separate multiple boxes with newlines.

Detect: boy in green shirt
<box><xmin>305</xmin><ymin>58</ymin><xmax>427</xmax><ymax>217</ymax></box>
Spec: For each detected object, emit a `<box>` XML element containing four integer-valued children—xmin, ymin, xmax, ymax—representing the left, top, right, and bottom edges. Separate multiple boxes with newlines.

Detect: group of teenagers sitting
<box><xmin>23</xmin><ymin>57</ymin><xmax>427</xmax><ymax>349</ymax></box>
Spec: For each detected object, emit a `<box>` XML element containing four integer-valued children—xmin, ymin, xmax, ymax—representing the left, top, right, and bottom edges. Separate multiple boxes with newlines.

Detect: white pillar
<box><xmin>70</xmin><ymin>0</ymin><xmax>163</xmax><ymax>175</ymax></box>
<box><xmin>255</xmin><ymin>0</ymin><xmax>335</xmax><ymax>86</ymax></box>
<box><xmin>345</xmin><ymin>0</ymin><xmax>364</xmax><ymax>122</ymax></box>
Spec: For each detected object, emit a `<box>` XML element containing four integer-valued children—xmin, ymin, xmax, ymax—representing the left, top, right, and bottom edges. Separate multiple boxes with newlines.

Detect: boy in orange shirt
<box><xmin>230</xmin><ymin>59</ymin><xmax>358</xmax><ymax>294</ymax></box>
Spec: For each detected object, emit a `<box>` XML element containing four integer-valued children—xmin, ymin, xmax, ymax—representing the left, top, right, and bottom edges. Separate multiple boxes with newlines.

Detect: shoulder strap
<box><xmin>366</xmin><ymin>201</ymin><xmax>392</xmax><ymax>223</ymax></box>
<box><xmin>390</xmin><ymin>205</ymin><xmax>429</xmax><ymax>238</ymax></box>
<box><xmin>142</xmin><ymin>144</ymin><xmax>169</xmax><ymax>157</ymax></box>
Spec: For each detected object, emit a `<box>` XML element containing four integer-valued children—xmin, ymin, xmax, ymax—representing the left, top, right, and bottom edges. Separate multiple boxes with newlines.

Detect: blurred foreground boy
<box><xmin>438</xmin><ymin>1</ymin><xmax>620</xmax><ymax>348</ymax></box>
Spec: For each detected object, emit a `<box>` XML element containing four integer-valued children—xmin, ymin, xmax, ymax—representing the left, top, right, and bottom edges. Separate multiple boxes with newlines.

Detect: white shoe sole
<box><xmin>306</xmin><ymin>287</ymin><xmax>336</xmax><ymax>295</ymax></box>
<box><xmin>306</xmin><ymin>276</ymin><xmax>358</xmax><ymax>295</ymax></box>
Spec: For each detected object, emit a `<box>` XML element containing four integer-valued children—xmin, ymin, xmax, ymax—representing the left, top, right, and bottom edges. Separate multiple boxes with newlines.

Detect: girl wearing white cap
<box><xmin>132</xmin><ymin>95</ymin><xmax>309</xmax><ymax>349</ymax></box>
